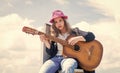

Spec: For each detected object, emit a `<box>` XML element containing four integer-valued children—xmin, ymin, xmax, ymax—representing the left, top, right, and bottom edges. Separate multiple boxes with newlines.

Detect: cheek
<box><xmin>55</xmin><ymin>24</ymin><xmax>59</xmax><ymax>29</ymax></box>
<box><xmin>62</xmin><ymin>22</ymin><xmax>65</xmax><ymax>27</ymax></box>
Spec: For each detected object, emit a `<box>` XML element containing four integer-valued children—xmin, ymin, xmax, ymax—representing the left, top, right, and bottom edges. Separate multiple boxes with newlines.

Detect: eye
<box><xmin>54</xmin><ymin>21</ymin><xmax>57</xmax><ymax>24</ymax></box>
<box><xmin>59</xmin><ymin>19</ymin><xmax>62</xmax><ymax>22</ymax></box>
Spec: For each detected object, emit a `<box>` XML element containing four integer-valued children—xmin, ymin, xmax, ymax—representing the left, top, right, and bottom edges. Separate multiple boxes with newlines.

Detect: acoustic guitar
<box><xmin>22</xmin><ymin>26</ymin><xmax>103</xmax><ymax>71</ymax></box>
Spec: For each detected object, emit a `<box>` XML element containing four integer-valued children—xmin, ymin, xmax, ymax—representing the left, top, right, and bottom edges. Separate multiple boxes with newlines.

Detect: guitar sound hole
<box><xmin>74</xmin><ymin>45</ymin><xmax>80</xmax><ymax>51</ymax></box>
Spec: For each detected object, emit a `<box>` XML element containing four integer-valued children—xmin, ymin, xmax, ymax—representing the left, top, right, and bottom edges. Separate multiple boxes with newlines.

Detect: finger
<box><xmin>71</xmin><ymin>39</ymin><xmax>78</xmax><ymax>45</ymax></box>
<box><xmin>42</xmin><ymin>35</ymin><xmax>48</xmax><ymax>40</ymax></box>
<box><xmin>68</xmin><ymin>38</ymin><xmax>73</xmax><ymax>44</ymax></box>
<box><xmin>71</xmin><ymin>41</ymin><xmax>75</xmax><ymax>45</ymax></box>
<box><xmin>40</xmin><ymin>35</ymin><xmax>45</xmax><ymax>42</ymax></box>
<box><xmin>40</xmin><ymin>37</ymin><xmax>44</xmax><ymax>42</ymax></box>
<box><xmin>68</xmin><ymin>40</ymin><xmax>74</xmax><ymax>45</ymax></box>
<box><xmin>70</xmin><ymin>40</ymin><xmax>76</xmax><ymax>45</ymax></box>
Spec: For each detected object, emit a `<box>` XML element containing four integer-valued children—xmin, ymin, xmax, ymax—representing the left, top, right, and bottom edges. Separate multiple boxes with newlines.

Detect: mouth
<box><xmin>58</xmin><ymin>26</ymin><xmax>62</xmax><ymax>29</ymax></box>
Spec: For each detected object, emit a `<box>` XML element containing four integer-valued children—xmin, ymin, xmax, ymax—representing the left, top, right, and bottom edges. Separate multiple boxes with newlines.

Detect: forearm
<box><xmin>73</xmin><ymin>27</ymin><xmax>95</xmax><ymax>42</ymax></box>
<box><xmin>77</xmin><ymin>36</ymin><xmax>86</xmax><ymax>42</ymax></box>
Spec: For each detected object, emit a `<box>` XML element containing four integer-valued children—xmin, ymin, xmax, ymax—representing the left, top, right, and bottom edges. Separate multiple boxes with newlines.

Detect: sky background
<box><xmin>0</xmin><ymin>0</ymin><xmax>120</xmax><ymax>73</ymax></box>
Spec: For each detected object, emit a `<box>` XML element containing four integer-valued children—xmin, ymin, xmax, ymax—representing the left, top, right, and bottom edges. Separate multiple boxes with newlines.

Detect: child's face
<box><xmin>54</xmin><ymin>17</ymin><xmax>65</xmax><ymax>31</ymax></box>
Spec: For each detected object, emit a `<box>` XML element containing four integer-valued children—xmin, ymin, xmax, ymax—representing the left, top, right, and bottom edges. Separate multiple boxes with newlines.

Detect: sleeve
<box><xmin>84</xmin><ymin>32</ymin><xmax>95</xmax><ymax>42</ymax></box>
<box><xmin>74</xmin><ymin>27</ymin><xmax>95</xmax><ymax>42</ymax></box>
<box><xmin>46</xmin><ymin>41</ymin><xmax>58</xmax><ymax>57</ymax></box>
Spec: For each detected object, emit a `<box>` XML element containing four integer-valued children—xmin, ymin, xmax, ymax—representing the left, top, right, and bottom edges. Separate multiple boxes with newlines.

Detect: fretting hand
<box><xmin>39</xmin><ymin>34</ymin><xmax>48</xmax><ymax>42</ymax></box>
<box><xmin>39</xmin><ymin>34</ymin><xmax>50</xmax><ymax>48</ymax></box>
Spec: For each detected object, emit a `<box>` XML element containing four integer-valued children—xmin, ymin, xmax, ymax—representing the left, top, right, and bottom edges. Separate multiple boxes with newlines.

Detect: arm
<box><xmin>39</xmin><ymin>35</ymin><xmax>58</xmax><ymax>57</ymax></box>
<box><xmin>69</xmin><ymin>28</ymin><xmax>95</xmax><ymax>45</ymax></box>
<box><xmin>46</xmin><ymin>41</ymin><xmax>58</xmax><ymax>57</ymax></box>
<box><xmin>73</xmin><ymin>27</ymin><xmax>95</xmax><ymax>42</ymax></box>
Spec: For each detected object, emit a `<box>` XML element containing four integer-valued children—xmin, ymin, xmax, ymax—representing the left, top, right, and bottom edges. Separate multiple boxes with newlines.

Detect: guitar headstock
<box><xmin>22</xmin><ymin>26</ymin><xmax>39</xmax><ymax>35</ymax></box>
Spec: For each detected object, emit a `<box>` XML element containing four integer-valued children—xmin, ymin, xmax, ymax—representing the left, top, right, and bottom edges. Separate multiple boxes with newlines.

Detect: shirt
<box><xmin>56</xmin><ymin>33</ymin><xmax>70</xmax><ymax>56</ymax></box>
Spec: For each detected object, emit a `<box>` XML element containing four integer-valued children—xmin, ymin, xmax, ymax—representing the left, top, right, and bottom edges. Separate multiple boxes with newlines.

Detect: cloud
<box><xmin>54</xmin><ymin>0</ymin><xmax>69</xmax><ymax>5</ymax></box>
<box><xmin>88</xmin><ymin>0</ymin><xmax>120</xmax><ymax>24</ymax></box>
<box><xmin>0</xmin><ymin>13</ymin><xmax>42</xmax><ymax>73</ymax></box>
<box><xmin>72</xmin><ymin>21</ymin><xmax>91</xmax><ymax>31</ymax></box>
<box><xmin>0</xmin><ymin>13</ymin><xmax>36</xmax><ymax>50</ymax></box>
<box><xmin>7</xmin><ymin>2</ymin><xmax>14</xmax><ymax>8</ymax></box>
<box><xmin>25</xmin><ymin>0</ymin><xmax>33</xmax><ymax>5</ymax></box>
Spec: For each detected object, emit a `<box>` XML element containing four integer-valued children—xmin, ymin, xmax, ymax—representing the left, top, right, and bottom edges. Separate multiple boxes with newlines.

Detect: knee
<box><xmin>39</xmin><ymin>60</ymin><xmax>54</xmax><ymax>72</ymax></box>
<box><xmin>61</xmin><ymin>64</ymin><xmax>75</xmax><ymax>73</ymax></box>
<box><xmin>61</xmin><ymin>58</ymin><xmax>78</xmax><ymax>68</ymax></box>
<box><xmin>61</xmin><ymin>58</ymin><xmax>78</xmax><ymax>71</ymax></box>
<box><xmin>64</xmin><ymin>64</ymin><xmax>74</xmax><ymax>70</ymax></box>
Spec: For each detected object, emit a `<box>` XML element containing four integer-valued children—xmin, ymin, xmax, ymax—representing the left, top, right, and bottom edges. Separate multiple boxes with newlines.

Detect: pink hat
<box><xmin>49</xmin><ymin>10</ymin><xmax>68</xmax><ymax>23</ymax></box>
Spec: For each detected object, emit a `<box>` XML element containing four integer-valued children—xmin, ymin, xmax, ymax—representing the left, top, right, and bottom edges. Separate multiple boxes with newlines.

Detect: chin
<box><xmin>58</xmin><ymin>28</ymin><xmax>63</xmax><ymax>31</ymax></box>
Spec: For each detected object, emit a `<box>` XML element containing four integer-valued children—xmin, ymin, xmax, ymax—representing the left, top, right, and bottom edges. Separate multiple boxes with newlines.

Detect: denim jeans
<box><xmin>39</xmin><ymin>56</ymin><xmax>78</xmax><ymax>73</ymax></box>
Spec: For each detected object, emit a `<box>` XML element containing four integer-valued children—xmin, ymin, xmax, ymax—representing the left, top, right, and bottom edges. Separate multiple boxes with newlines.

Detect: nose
<box><xmin>56</xmin><ymin>22</ymin><xmax>61</xmax><ymax>25</ymax></box>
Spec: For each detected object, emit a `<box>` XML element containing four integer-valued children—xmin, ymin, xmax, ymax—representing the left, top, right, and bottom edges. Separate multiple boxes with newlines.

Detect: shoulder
<box><xmin>71</xmin><ymin>27</ymin><xmax>79</xmax><ymax>34</ymax></box>
<box><xmin>72</xmin><ymin>27</ymin><xmax>85</xmax><ymax>33</ymax></box>
<box><xmin>71</xmin><ymin>27</ymin><xmax>88</xmax><ymax>35</ymax></box>
<box><xmin>72</xmin><ymin>27</ymin><xmax>79</xmax><ymax>31</ymax></box>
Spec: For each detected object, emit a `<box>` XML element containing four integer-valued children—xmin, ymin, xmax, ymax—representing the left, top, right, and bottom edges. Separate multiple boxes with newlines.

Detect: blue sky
<box><xmin>0</xmin><ymin>0</ymin><xmax>120</xmax><ymax>73</ymax></box>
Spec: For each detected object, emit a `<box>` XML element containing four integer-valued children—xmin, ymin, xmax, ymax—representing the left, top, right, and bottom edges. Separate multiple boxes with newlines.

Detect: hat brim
<box><xmin>49</xmin><ymin>16</ymin><xmax>68</xmax><ymax>23</ymax></box>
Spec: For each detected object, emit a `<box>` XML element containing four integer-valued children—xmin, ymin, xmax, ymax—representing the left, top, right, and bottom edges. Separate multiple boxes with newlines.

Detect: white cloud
<box><xmin>2</xmin><ymin>64</ymin><xmax>16</xmax><ymax>73</ymax></box>
<box><xmin>0</xmin><ymin>14</ymin><xmax>22</xmax><ymax>31</ymax></box>
<box><xmin>72</xmin><ymin>21</ymin><xmax>91</xmax><ymax>31</ymax></box>
<box><xmin>0</xmin><ymin>13</ymin><xmax>37</xmax><ymax>50</ymax></box>
<box><xmin>25</xmin><ymin>0</ymin><xmax>33</xmax><ymax>5</ymax></box>
<box><xmin>7</xmin><ymin>2</ymin><xmax>14</xmax><ymax>7</ymax></box>
<box><xmin>54</xmin><ymin>0</ymin><xmax>69</xmax><ymax>5</ymax></box>
<box><xmin>88</xmin><ymin>0</ymin><xmax>120</xmax><ymax>24</ymax></box>
<box><xmin>0</xmin><ymin>13</ymin><xmax>43</xmax><ymax>73</ymax></box>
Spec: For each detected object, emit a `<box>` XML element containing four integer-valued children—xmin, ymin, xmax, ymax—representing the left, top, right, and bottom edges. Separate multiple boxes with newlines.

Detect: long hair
<box><xmin>51</xmin><ymin>18</ymin><xmax>72</xmax><ymax>37</ymax></box>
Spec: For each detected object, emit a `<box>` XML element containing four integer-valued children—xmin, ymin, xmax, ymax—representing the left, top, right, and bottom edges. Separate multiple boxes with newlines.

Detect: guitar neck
<box><xmin>38</xmin><ymin>31</ymin><xmax>69</xmax><ymax>46</ymax></box>
<box><xmin>22</xmin><ymin>26</ymin><xmax>73</xmax><ymax>48</ymax></box>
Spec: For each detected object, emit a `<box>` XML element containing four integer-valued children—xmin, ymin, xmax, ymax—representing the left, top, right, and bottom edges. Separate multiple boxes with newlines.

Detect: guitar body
<box><xmin>63</xmin><ymin>38</ymin><xmax>103</xmax><ymax>71</ymax></box>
